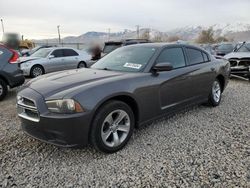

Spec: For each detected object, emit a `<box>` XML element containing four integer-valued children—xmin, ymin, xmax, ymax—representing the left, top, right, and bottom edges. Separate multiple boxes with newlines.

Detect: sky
<box><xmin>0</xmin><ymin>0</ymin><xmax>250</xmax><ymax>39</ymax></box>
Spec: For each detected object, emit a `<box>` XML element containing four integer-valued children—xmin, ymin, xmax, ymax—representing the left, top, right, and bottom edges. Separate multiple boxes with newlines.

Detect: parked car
<box><xmin>17</xmin><ymin>43</ymin><xmax>230</xmax><ymax>153</ymax></box>
<box><xmin>0</xmin><ymin>44</ymin><xmax>25</xmax><ymax>100</ymax></box>
<box><xmin>224</xmin><ymin>41</ymin><xmax>250</xmax><ymax>80</ymax></box>
<box><xmin>102</xmin><ymin>39</ymin><xmax>151</xmax><ymax>56</ymax></box>
<box><xmin>200</xmin><ymin>44</ymin><xmax>216</xmax><ymax>55</ymax></box>
<box><xmin>19</xmin><ymin>47</ymin><xmax>92</xmax><ymax>77</ymax></box>
<box><xmin>214</xmin><ymin>43</ymin><xmax>235</xmax><ymax>56</ymax></box>
<box><xmin>21</xmin><ymin>45</ymin><xmax>55</xmax><ymax>57</ymax></box>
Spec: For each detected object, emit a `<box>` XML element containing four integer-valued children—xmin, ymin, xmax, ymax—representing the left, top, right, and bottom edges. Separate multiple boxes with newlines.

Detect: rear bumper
<box><xmin>8</xmin><ymin>70</ymin><xmax>25</xmax><ymax>88</ymax></box>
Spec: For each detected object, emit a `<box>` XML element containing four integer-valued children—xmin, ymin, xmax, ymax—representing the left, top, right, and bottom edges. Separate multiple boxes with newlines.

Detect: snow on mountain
<box><xmin>33</xmin><ymin>23</ymin><xmax>250</xmax><ymax>44</ymax></box>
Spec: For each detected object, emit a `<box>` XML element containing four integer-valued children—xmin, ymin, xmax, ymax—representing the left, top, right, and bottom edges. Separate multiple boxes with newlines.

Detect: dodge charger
<box><xmin>17</xmin><ymin>43</ymin><xmax>230</xmax><ymax>153</ymax></box>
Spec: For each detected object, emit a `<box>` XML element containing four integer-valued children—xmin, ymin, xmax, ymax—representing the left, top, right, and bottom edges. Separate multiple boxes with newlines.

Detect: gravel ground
<box><xmin>0</xmin><ymin>79</ymin><xmax>249</xmax><ymax>187</ymax></box>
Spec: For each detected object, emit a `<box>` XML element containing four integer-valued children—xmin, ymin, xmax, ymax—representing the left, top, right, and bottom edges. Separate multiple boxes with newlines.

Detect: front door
<box><xmin>48</xmin><ymin>49</ymin><xmax>66</xmax><ymax>72</ymax></box>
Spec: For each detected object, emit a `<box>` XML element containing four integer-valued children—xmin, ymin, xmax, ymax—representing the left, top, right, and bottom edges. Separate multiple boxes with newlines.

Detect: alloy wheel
<box><xmin>32</xmin><ymin>67</ymin><xmax>43</xmax><ymax>77</ymax></box>
<box><xmin>212</xmin><ymin>80</ymin><xmax>221</xmax><ymax>103</ymax></box>
<box><xmin>101</xmin><ymin>110</ymin><xmax>130</xmax><ymax>148</ymax></box>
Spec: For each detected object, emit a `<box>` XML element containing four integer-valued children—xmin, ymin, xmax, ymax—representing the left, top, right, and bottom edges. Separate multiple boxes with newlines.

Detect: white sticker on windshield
<box><xmin>123</xmin><ymin>62</ymin><xmax>142</xmax><ymax>69</ymax></box>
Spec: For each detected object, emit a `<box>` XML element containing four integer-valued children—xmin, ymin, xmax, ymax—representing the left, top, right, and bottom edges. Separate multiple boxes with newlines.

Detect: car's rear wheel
<box><xmin>208</xmin><ymin>79</ymin><xmax>222</xmax><ymax>106</ymax></box>
<box><xmin>30</xmin><ymin>65</ymin><xmax>44</xmax><ymax>78</ymax></box>
<box><xmin>77</xmin><ymin>61</ymin><xmax>86</xmax><ymax>68</ymax></box>
<box><xmin>90</xmin><ymin>100</ymin><xmax>135</xmax><ymax>153</ymax></box>
<box><xmin>0</xmin><ymin>79</ymin><xmax>8</xmax><ymax>101</ymax></box>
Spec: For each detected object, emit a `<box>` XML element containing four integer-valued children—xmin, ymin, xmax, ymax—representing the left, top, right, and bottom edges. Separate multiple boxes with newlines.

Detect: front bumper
<box><xmin>21</xmin><ymin>112</ymin><xmax>92</xmax><ymax>147</ymax></box>
<box><xmin>230</xmin><ymin>66</ymin><xmax>250</xmax><ymax>78</ymax></box>
<box><xmin>20</xmin><ymin>64</ymin><xmax>31</xmax><ymax>76</ymax></box>
<box><xmin>17</xmin><ymin>87</ymin><xmax>92</xmax><ymax>147</ymax></box>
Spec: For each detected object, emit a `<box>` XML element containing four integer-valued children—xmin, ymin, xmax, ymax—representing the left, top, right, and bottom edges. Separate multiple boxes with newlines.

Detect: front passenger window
<box><xmin>156</xmin><ymin>47</ymin><xmax>186</xmax><ymax>69</ymax></box>
<box><xmin>51</xmin><ymin>50</ymin><xmax>64</xmax><ymax>58</ymax></box>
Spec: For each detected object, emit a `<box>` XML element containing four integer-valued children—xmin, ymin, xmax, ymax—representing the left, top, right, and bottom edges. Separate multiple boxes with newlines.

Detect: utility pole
<box><xmin>57</xmin><ymin>25</ymin><xmax>61</xmax><ymax>45</ymax></box>
<box><xmin>1</xmin><ymin>19</ymin><xmax>4</xmax><ymax>35</ymax></box>
<box><xmin>136</xmin><ymin>25</ymin><xmax>140</xmax><ymax>39</ymax></box>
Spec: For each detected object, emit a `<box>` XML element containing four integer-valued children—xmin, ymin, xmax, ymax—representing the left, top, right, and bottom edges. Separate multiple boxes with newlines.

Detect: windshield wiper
<box><xmin>99</xmin><ymin>67</ymin><xmax>112</xmax><ymax>71</ymax></box>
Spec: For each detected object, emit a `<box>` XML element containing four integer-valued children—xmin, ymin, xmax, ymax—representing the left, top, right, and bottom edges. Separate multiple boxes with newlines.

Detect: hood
<box><xmin>26</xmin><ymin>68</ymin><xmax>125</xmax><ymax>99</ymax></box>
<box><xmin>18</xmin><ymin>56</ymin><xmax>41</xmax><ymax>63</ymax></box>
<box><xmin>224</xmin><ymin>52</ymin><xmax>250</xmax><ymax>59</ymax></box>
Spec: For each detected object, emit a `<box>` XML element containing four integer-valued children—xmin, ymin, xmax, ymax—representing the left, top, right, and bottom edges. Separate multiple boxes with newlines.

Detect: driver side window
<box><xmin>156</xmin><ymin>47</ymin><xmax>186</xmax><ymax>69</ymax></box>
<box><xmin>51</xmin><ymin>49</ymin><xmax>64</xmax><ymax>58</ymax></box>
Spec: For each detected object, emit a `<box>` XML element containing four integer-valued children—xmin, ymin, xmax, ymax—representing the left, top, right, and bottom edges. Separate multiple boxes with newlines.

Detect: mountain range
<box><xmin>34</xmin><ymin>23</ymin><xmax>250</xmax><ymax>44</ymax></box>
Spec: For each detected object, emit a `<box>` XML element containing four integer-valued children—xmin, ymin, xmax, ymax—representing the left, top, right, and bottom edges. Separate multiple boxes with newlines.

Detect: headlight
<box><xmin>46</xmin><ymin>99</ymin><xmax>84</xmax><ymax>114</ymax></box>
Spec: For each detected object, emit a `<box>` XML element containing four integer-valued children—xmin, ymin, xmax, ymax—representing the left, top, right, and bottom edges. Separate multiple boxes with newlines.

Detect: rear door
<box><xmin>184</xmin><ymin>47</ymin><xmax>215</xmax><ymax>98</ymax></box>
<box><xmin>62</xmin><ymin>49</ymin><xmax>79</xmax><ymax>69</ymax></box>
<box><xmin>48</xmin><ymin>49</ymin><xmax>66</xmax><ymax>72</ymax></box>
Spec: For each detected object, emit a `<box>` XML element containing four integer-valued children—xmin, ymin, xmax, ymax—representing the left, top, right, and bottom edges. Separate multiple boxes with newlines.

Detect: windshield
<box><xmin>237</xmin><ymin>43</ymin><xmax>250</xmax><ymax>52</ymax></box>
<box><xmin>103</xmin><ymin>44</ymin><xmax>122</xmax><ymax>54</ymax></box>
<box><xmin>217</xmin><ymin>44</ymin><xmax>234</xmax><ymax>51</ymax></box>
<box><xmin>92</xmin><ymin>45</ymin><xmax>157</xmax><ymax>72</ymax></box>
<box><xmin>30</xmin><ymin>48</ymin><xmax>52</xmax><ymax>58</ymax></box>
<box><xmin>30</xmin><ymin>46</ymin><xmax>41</xmax><ymax>54</ymax></box>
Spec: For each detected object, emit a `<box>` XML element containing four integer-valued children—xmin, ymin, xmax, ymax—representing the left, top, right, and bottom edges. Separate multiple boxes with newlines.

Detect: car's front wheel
<box><xmin>0</xmin><ymin>79</ymin><xmax>8</xmax><ymax>101</ymax></box>
<box><xmin>30</xmin><ymin>65</ymin><xmax>44</xmax><ymax>78</ymax></box>
<box><xmin>208</xmin><ymin>79</ymin><xmax>222</xmax><ymax>106</ymax></box>
<box><xmin>90</xmin><ymin>100</ymin><xmax>135</xmax><ymax>153</ymax></box>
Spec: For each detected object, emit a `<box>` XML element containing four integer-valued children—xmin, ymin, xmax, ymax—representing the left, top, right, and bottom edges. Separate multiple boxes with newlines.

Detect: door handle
<box><xmin>211</xmin><ymin>67</ymin><xmax>215</xmax><ymax>71</ymax></box>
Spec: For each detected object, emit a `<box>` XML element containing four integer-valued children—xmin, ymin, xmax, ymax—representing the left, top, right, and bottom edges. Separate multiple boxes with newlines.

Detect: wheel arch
<box><xmin>78</xmin><ymin>61</ymin><xmax>87</xmax><ymax>68</ymax></box>
<box><xmin>216</xmin><ymin>74</ymin><xmax>225</xmax><ymax>92</ymax></box>
<box><xmin>91</xmin><ymin>94</ymin><xmax>140</xmax><ymax>129</ymax></box>
<box><xmin>0</xmin><ymin>74</ymin><xmax>9</xmax><ymax>86</ymax></box>
<box><xmin>30</xmin><ymin>64</ymin><xmax>45</xmax><ymax>75</ymax></box>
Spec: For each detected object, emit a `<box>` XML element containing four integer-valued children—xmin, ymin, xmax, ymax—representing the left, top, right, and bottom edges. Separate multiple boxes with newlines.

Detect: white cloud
<box><xmin>0</xmin><ymin>0</ymin><xmax>250</xmax><ymax>39</ymax></box>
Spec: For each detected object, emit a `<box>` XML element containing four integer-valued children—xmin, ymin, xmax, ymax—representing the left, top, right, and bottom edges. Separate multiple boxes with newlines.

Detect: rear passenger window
<box><xmin>186</xmin><ymin>48</ymin><xmax>204</xmax><ymax>65</ymax></box>
<box><xmin>202</xmin><ymin>52</ymin><xmax>209</xmax><ymax>62</ymax></box>
<box><xmin>63</xmin><ymin>49</ymin><xmax>78</xmax><ymax>56</ymax></box>
<box><xmin>156</xmin><ymin>47</ymin><xmax>186</xmax><ymax>69</ymax></box>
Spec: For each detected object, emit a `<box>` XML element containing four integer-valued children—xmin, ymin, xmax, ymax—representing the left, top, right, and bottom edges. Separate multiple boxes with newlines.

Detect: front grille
<box><xmin>17</xmin><ymin>96</ymin><xmax>40</xmax><ymax>122</ymax></box>
<box><xmin>229</xmin><ymin>58</ymin><xmax>250</xmax><ymax>67</ymax></box>
<box><xmin>239</xmin><ymin>60</ymin><xmax>250</xmax><ymax>67</ymax></box>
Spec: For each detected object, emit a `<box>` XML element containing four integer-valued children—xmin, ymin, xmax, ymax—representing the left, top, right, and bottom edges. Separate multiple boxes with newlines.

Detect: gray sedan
<box><xmin>17</xmin><ymin>43</ymin><xmax>230</xmax><ymax>153</ymax></box>
<box><xmin>19</xmin><ymin>47</ymin><xmax>92</xmax><ymax>77</ymax></box>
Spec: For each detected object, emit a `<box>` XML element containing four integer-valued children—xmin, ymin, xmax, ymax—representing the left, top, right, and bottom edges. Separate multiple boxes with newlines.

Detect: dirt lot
<box><xmin>0</xmin><ymin>79</ymin><xmax>249</xmax><ymax>187</ymax></box>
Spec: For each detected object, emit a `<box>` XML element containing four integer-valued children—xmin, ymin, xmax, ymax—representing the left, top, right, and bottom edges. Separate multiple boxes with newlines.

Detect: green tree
<box><xmin>215</xmin><ymin>36</ymin><xmax>229</xmax><ymax>43</ymax></box>
<box><xmin>196</xmin><ymin>27</ymin><xmax>215</xmax><ymax>43</ymax></box>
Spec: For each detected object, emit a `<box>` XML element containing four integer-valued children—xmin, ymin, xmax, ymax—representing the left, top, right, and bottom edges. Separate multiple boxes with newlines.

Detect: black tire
<box><xmin>30</xmin><ymin>65</ymin><xmax>44</xmax><ymax>78</ymax></box>
<box><xmin>77</xmin><ymin>61</ymin><xmax>87</xmax><ymax>68</ymax></box>
<box><xmin>0</xmin><ymin>79</ymin><xmax>8</xmax><ymax>101</ymax></box>
<box><xmin>90</xmin><ymin>100</ymin><xmax>135</xmax><ymax>153</ymax></box>
<box><xmin>207</xmin><ymin>79</ymin><xmax>222</xmax><ymax>107</ymax></box>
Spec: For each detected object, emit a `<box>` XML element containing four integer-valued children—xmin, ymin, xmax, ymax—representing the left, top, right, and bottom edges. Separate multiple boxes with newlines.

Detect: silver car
<box><xmin>19</xmin><ymin>47</ymin><xmax>92</xmax><ymax>77</ymax></box>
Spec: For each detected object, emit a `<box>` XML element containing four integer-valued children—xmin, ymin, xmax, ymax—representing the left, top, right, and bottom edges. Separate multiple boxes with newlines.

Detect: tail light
<box><xmin>9</xmin><ymin>49</ymin><xmax>19</xmax><ymax>64</ymax></box>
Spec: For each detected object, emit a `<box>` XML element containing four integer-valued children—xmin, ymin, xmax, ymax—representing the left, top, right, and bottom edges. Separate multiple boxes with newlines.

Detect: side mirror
<box><xmin>152</xmin><ymin>63</ymin><xmax>173</xmax><ymax>72</ymax></box>
<box><xmin>48</xmin><ymin>55</ymin><xmax>55</xmax><ymax>59</ymax></box>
